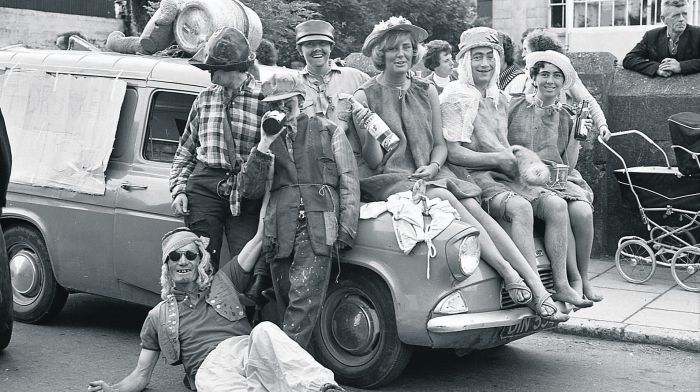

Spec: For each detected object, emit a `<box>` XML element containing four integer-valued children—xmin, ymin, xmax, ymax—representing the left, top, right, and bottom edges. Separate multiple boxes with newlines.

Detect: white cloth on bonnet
<box><xmin>360</xmin><ymin>192</ymin><xmax>460</xmax><ymax>278</ymax></box>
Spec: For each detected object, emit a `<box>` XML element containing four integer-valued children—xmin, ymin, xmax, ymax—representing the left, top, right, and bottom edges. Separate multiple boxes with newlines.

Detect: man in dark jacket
<box><xmin>0</xmin><ymin>108</ymin><xmax>13</xmax><ymax>350</ymax></box>
<box><xmin>623</xmin><ymin>0</ymin><xmax>700</xmax><ymax>77</ymax></box>
<box><xmin>240</xmin><ymin>73</ymin><xmax>360</xmax><ymax>348</ymax></box>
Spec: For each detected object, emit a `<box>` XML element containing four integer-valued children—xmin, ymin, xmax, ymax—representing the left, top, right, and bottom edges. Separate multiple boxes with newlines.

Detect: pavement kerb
<box><xmin>553</xmin><ymin>318</ymin><xmax>700</xmax><ymax>352</ymax></box>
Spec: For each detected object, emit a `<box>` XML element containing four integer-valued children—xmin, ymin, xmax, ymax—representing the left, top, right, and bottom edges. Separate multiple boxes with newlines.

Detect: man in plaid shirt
<box><xmin>169</xmin><ymin>27</ymin><xmax>267</xmax><ymax>281</ymax></box>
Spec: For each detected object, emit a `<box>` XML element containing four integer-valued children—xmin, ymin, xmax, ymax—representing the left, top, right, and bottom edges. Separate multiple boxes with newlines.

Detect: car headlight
<box><xmin>445</xmin><ymin>226</ymin><xmax>480</xmax><ymax>281</ymax></box>
<box><xmin>434</xmin><ymin>291</ymin><xmax>468</xmax><ymax>314</ymax></box>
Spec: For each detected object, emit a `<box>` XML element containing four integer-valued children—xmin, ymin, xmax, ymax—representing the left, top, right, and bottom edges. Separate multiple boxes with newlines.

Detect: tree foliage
<box><xmin>125</xmin><ymin>0</ymin><xmax>482</xmax><ymax>65</ymax></box>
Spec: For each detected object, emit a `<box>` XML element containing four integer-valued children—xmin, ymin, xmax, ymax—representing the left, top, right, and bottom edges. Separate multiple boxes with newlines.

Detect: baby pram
<box><xmin>599</xmin><ymin>129</ymin><xmax>700</xmax><ymax>292</ymax></box>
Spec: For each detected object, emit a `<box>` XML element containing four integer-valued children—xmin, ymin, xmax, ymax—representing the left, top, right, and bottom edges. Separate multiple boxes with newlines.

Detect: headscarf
<box><xmin>440</xmin><ymin>27</ymin><xmax>502</xmax><ymax>143</ymax></box>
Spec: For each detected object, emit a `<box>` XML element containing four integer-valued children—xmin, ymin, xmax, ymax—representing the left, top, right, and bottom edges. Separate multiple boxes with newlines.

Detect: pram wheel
<box><xmin>671</xmin><ymin>246</ymin><xmax>700</xmax><ymax>292</ymax></box>
<box><xmin>615</xmin><ymin>239</ymin><xmax>656</xmax><ymax>284</ymax></box>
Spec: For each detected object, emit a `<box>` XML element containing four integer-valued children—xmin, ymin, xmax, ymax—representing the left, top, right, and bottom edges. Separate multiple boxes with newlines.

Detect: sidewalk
<box><xmin>553</xmin><ymin>258</ymin><xmax>700</xmax><ymax>352</ymax></box>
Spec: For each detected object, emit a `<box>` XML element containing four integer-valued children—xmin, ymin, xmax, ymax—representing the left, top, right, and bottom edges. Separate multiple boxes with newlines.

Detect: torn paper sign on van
<box><xmin>0</xmin><ymin>70</ymin><xmax>126</xmax><ymax>195</ymax></box>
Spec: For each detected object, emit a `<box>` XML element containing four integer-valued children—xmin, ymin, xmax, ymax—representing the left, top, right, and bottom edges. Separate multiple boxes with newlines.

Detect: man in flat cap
<box><xmin>239</xmin><ymin>72</ymin><xmax>360</xmax><ymax>348</ymax></box>
<box><xmin>169</xmin><ymin>27</ymin><xmax>271</xmax><ymax>303</ymax></box>
<box><xmin>87</xmin><ymin>225</ymin><xmax>345</xmax><ymax>392</ymax></box>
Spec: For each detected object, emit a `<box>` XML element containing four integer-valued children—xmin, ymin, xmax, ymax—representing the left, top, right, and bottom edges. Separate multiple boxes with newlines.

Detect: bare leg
<box><xmin>538</xmin><ymin>196</ymin><xmax>592</xmax><ymax>307</ymax></box>
<box><xmin>425</xmin><ymin>189</ymin><xmax>530</xmax><ymax>304</ymax></box>
<box><xmin>488</xmin><ymin>192</ymin><xmax>539</xmax><ymax>272</ymax></box>
<box><xmin>568</xmin><ymin>201</ymin><xmax>603</xmax><ymax>302</ymax></box>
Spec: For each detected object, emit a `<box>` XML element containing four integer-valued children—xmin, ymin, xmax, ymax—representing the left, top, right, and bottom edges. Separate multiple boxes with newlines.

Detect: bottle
<box><xmin>337</xmin><ymin>93</ymin><xmax>400</xmax><ymax>152</ymax></box>
<box><xmin>573</xmin><ymin>100</ymin><xmax>590</xmax><ymax>141</ymax></box>
<box><xmin>261</xmin><ymin>111</ymin><xmax>286</xmax><ymax>135</ymax></box>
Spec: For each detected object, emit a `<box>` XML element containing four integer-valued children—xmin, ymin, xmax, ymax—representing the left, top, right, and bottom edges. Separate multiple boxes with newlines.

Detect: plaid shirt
<box><xmin>169</xmin><ymin>76</ymin><xmax>264</xmax><ymax>215</ymax></box>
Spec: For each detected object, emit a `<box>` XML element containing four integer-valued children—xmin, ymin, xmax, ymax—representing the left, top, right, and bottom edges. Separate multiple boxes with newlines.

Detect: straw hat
<box><xmin>455</xmin><ymin>27</ymin><xmax>504</xmax><ymax>60</ymax></box>
<box><xmin>525</xmin><ymin>50</ymin><xmax>577</xmax><ymax>91</ymax></box>
<box><xmin>361</xmin><ymin>16</ymin><xmax>428</xmax><ymax>57</ymax></box>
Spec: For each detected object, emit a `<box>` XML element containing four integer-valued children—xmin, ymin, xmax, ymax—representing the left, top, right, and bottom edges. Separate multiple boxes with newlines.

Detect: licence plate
<box><xmin>499</xmin><ymin>316</ymin><xmax>557</xmax><ymax>339</ymax></box>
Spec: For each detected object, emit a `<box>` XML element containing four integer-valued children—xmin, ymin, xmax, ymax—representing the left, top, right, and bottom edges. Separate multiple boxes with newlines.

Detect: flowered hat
<box><xmin>361</xmin><ymin>16</ymin><xmax>429</xmax><ymax>57</ymax></box>
<box><xmin>525</xmin><ymin>50</ymin><xmax>576</xmax><ymax>91</ymax></box>
<box><xmin>455</xmin><ymin>27</ymin><xmax>504</xmax><ymax>60</ymax></box>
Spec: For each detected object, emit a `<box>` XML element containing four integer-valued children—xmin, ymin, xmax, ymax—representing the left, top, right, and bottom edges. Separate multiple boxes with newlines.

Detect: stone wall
<box><xmin>0</xmin><ymin>7</ymin><xmax>123</xmax><ymax>49</ymax></box>
<box><xmin>571</xmin><ymin>53</ymin><xmax>700</xmax><ymax>255</ymax></box>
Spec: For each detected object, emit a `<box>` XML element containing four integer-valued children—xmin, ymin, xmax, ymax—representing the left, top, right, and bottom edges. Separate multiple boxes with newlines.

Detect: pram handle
<box><xmin>671</xmin><ymin>145</ymin><xmax>700</xmax><ymax>170</ymax></box>
<box><xmin>598</xmin><ymin>130</ymin><xmax>672</xmax><ymax>227</ymax></box>
<box><xmin>598</xmin><ymin>130</ymin><xmax>672</xmax><ymax>169</ymax></box>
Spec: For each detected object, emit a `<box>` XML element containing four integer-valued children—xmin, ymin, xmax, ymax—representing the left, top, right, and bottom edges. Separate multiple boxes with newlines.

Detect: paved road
<box><xmin>1</xmin><ymin>294</ymin><xmax>697</xmax><ymax>392</ymax></box>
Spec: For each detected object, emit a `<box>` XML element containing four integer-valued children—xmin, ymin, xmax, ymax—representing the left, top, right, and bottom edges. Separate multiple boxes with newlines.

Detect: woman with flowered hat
<box><xmin>441</xmin><ymin>27</ymin><xmax>592</xmax><ymax>318</ymax></box>
<box><xmin>350</xmin><ymin>17</ymin><xmax>538</xmax><ymax>307</ymax></box>
<box><xmin>507</xmin><ymin>50</ymin><xmax>602</xmax><ymax>303</ymax></box>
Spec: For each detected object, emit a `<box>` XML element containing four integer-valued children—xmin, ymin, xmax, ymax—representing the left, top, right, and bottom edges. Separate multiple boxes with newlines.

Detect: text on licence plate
<box><xmin>499</xmin><ymin>316</ymin><xmax>557</xmax><ymax>339</ymax></box>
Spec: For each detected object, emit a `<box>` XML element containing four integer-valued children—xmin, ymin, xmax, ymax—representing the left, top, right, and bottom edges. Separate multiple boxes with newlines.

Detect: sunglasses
<box><xmin>167</xmin><ymin>250</ymin><xmax>200</xmax><ymax>262</ymax></box>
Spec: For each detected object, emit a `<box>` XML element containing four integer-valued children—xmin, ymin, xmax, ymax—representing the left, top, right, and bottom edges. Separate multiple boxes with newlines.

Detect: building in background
<box><xmin>482</xmin><ymin>0</ymin><xmax>699</xmax><ymax>61</ymax></box>
<box><xmin>0</xmin><ymin>0</ymin><xmax>122</xmax><ymax>49</ymax></box>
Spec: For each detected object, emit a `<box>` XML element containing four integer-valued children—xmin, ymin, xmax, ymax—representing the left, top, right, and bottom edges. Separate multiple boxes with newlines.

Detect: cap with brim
<box><xmin>455</xmin><ymin>27</ymin><xmax>504</xmax><ymax>61</ymax></box>
<box><xmin>525</xmin><ymin>50</ymin><xmax>576</xmax><ymax>91</ymax></box>
<box><xmin>188</xmin><ymin>27</ymin><xmax>255</xmax><ymax>71</ymax></box>
<box><xmin>296</xmin><ymin>20</ymin><xmax>335</xmax><ymax>45</ymax></box>
<box><xmin>161</xmin><ymin>228</ymin><xmax>200</xmax><ymax>264</ymax></box>
<box><xmin>261</xmin><ymin>72</ymin><xmax>306</xmax><ymax>102</ymax></box>
<box><xmin>361</xmin><ymin>16</ymin><xmax>429</xmax><ymax>57</ymax></box>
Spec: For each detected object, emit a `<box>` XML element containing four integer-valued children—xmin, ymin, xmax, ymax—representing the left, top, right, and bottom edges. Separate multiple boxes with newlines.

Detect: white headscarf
<box><xmin>439</xmin><ymin>48</ymin><xmax>501</xmax><ymax>143</ymax></box>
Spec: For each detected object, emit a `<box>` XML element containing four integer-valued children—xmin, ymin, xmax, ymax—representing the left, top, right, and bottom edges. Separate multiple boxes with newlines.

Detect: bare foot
<box><xmin>583</xmin><ymin>284</ymin><xmax>603</xmax><ymax>302</ymax></box>
<box><xmin>529</xmin><ymin>293</ymin><xmax>569</xmax><ymax>322</ymax></box>
<box><xmin>552</xmin><ymin>286</ymin><xmax>594</xmax><ymax>308</ymax></box>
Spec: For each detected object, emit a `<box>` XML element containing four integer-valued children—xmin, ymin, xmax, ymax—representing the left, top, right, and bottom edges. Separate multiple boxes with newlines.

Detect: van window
<box><xmin>143</xmin><ymin>91</ymin><xmax>196</xmax><ymax>163</ymax></box>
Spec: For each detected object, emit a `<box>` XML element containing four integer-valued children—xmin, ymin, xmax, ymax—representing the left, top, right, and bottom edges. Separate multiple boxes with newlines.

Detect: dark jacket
<box><xmin>240</xmin><ymin>114</ymin><xmax>360</xmax><ymax>260</ymax></box>
<box><xmin>0</xmin><ymin>109</ymin><xmax>11</xmax><ymax>214</ymax></box>
<box><xmin>623</xmin><ymin>25</ymin><xmax>700</xmax><ymax>77</ymax></box>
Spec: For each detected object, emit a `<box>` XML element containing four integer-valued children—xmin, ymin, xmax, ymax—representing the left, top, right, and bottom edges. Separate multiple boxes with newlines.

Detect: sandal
<box><xmin>532</xmin><ymin>292</ymin><xmax>569</xmax><ymax>322</ymax></box>
<box><xmin>504</xmin><ymin>278</ymin><xmax>532</xmax><ymax>305</ymax></box>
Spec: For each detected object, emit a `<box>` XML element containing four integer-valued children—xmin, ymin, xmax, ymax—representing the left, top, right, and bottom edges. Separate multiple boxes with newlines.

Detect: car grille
<box><xmin>501</xmin><ymin>267</ymin><xmax>554</xmax><ymax>309</ymax></box>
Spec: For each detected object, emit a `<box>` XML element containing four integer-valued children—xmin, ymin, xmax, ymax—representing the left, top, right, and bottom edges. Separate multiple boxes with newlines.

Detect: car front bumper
<box><xmin>426</xmin><ymin>307</ymin><xmax>560</xmax><ymax>349</ymax></box>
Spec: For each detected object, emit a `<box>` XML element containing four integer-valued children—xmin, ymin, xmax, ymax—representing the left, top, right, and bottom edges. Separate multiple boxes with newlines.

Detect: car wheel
<box><xmin>312</xmin><ymin>270</ymin><xmax>412</xmax><ymax>389</ymax></box>
<box><xmin>5</xmin><ymin>226</ymin><xmax>67</xmax><ymax>323</ymax></box>
<box><xmin>0</xmin><ymin>226</ymin><xmax>12</xmax><ymax>350</ymax></box>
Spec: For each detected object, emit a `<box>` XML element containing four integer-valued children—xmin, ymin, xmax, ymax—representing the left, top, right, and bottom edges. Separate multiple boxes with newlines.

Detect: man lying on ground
<box><xmin>87</xmin><ymin>220</ymin><xmax>343</xmax><ymax>392</ymax></box>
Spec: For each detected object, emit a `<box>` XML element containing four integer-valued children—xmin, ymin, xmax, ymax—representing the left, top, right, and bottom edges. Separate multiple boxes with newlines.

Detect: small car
<box><xmin>0</xmin><ymin>49</ymin><xmax>559</xmax><ymax>388</ymax></box>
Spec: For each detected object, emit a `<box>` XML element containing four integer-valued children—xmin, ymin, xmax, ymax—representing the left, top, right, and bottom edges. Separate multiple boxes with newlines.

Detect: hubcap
<box><xmin>10</xmin><ymin>248</ymin><xmax>42</xmax><ymax>304</ymax></box>
<box><xmin>329</xmin><ymin>293</ymin><xmax>380</xmax><ymax>356</ymax></box>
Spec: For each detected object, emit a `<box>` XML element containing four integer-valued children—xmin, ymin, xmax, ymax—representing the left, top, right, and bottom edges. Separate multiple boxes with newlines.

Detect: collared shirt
<box><xmin>140</xmin><ymin>256</ymin><xmax>252</xmax><ymax>383</ymax></box>
<box><xmin>667</xmin><ymin>30</ymin><xmax>681</xmax><ymax>56</ymax></box>
<box><xmin>300</xmin><ymin>61</ymin><xmax>369</xmax><ymax>125</ymax></box>
<box><xmin>170</xmin><ymin>76</ymin><xmax>264</xmax><ymax>214</ymax></box>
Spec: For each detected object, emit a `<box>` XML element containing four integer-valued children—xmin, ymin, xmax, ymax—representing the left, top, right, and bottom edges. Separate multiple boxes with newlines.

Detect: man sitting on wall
<box><xmin>623</xmin><ymin>0</ymin><xmax>700</xmax><ymax>77</ymax></box>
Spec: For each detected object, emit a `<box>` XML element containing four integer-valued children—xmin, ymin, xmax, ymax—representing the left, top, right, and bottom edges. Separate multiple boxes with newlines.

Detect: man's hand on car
<box><xmin>171</xmin><ymin>193</ymin><xmax>189</xmax><ymax>216</ymax></box>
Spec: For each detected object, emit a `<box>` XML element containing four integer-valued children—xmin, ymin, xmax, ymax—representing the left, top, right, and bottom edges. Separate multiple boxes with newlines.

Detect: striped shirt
<box><xmin>170</xmin><ymin>76</ymin><xmax>265</xmax><ymax>214</ymax></box>
<box><xmin>498</xmin><ymin>64</ymin><xmax>525</xmax><ymax>91</ymax></box>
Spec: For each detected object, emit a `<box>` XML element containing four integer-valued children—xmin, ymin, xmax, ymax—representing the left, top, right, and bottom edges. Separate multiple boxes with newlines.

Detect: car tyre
<box><xmin>0</xmin><ymin>226</ymin><xmax>12</xmax><ymax>350</ymax></box>
<box><xmin>312</xmin><ymin>270</ymin><xmax>412</xmax><ymax>389</ymax></box>
<box><xmin>5</xmin><ymin>226</ymin><xmax>67</xmax><ymax>323</ymax></box>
